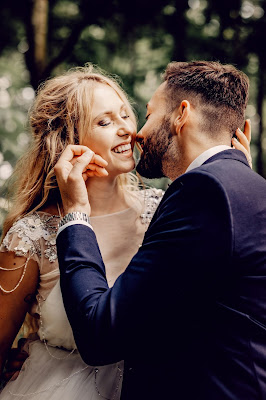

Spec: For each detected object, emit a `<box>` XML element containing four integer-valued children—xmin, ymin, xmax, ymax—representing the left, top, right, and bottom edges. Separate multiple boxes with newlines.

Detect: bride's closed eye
<box><xmin>99</xmin><ymin>119</ymin><xmax>111</xmax><ymax>127</ymax></box>
<box><xmin>121</xmin><ymin>113</ymin><xmax>130</xmax><ymax>119</ymax></box>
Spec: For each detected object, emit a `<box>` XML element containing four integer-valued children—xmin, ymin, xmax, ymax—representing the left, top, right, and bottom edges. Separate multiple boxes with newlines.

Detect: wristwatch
<box><xmin>58</xmin><ymin>211</ymin><xmax>91</xmax><ymax>228</ymax></box>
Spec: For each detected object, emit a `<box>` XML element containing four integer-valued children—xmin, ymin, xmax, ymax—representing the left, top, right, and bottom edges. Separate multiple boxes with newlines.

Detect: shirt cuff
<box><xmin>57</xmin><ymin>213</ymin><xmax>93</xmax><ymax>237</ymax></box>
<box><xmin>57</xmin><ymin>220</ymin><xmax>93</xmax><ymax>236</ymax></box>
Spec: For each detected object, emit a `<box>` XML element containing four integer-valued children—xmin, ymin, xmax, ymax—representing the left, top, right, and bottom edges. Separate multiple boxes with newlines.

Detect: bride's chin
<box><xmin>117</xmin><ymin>162</ymin><xmax>136</xmax><ymax>175</ymax></box>
<box><xmin>130</xmin><ymin>159</ymin><xmax>136</xmax><ymax>172</ymax></box>
<box><xmin>122</xmin><ymin>156</ymin><xmax>136</xmax><ymax>170</ymax></box>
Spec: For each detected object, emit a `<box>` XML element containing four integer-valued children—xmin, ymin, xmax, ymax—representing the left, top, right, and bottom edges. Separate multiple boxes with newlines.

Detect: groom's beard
<box><xmin>136</xmin><ymin>118</ymin><xmax>172</xmax><ymax>179</ymax></box>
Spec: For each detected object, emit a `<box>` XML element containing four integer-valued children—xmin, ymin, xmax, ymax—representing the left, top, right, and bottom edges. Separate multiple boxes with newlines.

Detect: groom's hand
<box><xmin>54</xmin><ymin>145</ymin><xmax>108</xmax><ymax>216</ymax></box>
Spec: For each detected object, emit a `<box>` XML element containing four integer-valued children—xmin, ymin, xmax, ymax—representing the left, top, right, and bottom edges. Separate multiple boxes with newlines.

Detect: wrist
<box><xmin>63</xmin><ymin>207</ymin><xmax>91</xmax><ymax>216</ymax></box>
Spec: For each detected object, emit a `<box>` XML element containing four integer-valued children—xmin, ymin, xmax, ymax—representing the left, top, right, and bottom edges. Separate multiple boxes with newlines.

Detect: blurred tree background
<box><xmin>0</xmin><ymin>0</ymin><xmax>265</xmax><ymax>232</ymax></box>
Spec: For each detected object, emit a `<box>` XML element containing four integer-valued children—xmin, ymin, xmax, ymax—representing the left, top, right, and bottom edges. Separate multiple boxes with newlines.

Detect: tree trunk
<box><xmin>31</xmin><ymin>0</ymin><xmax>48</xmax><ymax>75</ymax></box>
<box><xmin>256</xmin><ymin>62</ymin><xmax>265</xmax><ymax>177</ymax></box>
<box><xmin>167</xmin><ymin>0</ymin><xmax>188</xmax><ymax>61</ymax></box>
<box><xmin>24</xmin><ymin>0</ymin><xmax>49</xmax><ymax>89</ymax></box>
<box><xmin>25</xmin><ymin>0</ymin><xmax>96</xmax><ymax>89</ymax></box>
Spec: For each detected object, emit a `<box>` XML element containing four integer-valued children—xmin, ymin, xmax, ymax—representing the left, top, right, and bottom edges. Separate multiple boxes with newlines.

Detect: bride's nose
<box><xmin>117</xmin><ymin>119</ymin><xmax>134</xmax><ymax>137</ymax></box>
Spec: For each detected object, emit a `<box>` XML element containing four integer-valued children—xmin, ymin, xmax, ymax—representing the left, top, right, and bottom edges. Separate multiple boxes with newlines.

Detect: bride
<box><xmin>0</xmin><ymin>64</ymin><xmax>251</xmax><ymax>399</ymax></box>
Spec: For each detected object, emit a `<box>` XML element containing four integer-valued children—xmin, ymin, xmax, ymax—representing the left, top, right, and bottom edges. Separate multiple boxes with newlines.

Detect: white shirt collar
<box><xmin>185</xmin><ymin>145</ymin><xmax>231</xmax><ymax>173</ymax></box>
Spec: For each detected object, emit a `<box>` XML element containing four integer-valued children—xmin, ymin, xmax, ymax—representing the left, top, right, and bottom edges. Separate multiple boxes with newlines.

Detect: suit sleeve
<box><xmin>57</xmin><ymin>171</ymin><xmax>233</xmax><ymax>365</ymax></box>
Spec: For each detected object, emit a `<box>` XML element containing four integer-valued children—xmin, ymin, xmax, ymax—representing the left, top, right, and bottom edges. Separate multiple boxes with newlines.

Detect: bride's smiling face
<box><xmin>83</xmin><ymin>84</ymin><xmax>136</xmax><ymax>177</ymax></box>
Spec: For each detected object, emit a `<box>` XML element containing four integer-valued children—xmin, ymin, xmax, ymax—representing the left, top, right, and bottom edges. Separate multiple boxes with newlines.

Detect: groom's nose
<box><xmin>136</xmin><ymin>132</ymin><xmax>144</xmax><ymax>152</ymax></box>
<box><xmin>136</xmin><ymin>129</ymin><xmax>144</xmax><ymax>140</ymax></box>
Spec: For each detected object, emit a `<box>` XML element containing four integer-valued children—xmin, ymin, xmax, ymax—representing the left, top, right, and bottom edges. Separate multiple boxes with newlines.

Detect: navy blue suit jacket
<box><xmin>57</xmin><ymin>150</ymin><xmax>266</xmax><ymax>399</ymax></box>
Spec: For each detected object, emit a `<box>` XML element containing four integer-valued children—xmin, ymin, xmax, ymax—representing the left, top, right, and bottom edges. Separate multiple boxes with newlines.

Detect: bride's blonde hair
<box><xmin>2</xmin><ymin>64</ymin><xmax>141</xmax><ymax>240</ymax></box>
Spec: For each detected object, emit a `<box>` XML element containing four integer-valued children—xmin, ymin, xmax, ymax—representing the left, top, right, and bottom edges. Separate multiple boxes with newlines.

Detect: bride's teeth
<box><xmin>113</xmin><ymin>144</ymin><xmax>131</xmax><ymax>153</ymax></box>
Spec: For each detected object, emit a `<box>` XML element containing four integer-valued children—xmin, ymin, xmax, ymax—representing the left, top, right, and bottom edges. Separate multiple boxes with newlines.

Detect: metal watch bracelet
<box><xmin>58</xmin><ymin>211</ymin><xmax>91</xmax><ymax>228</ymax></box>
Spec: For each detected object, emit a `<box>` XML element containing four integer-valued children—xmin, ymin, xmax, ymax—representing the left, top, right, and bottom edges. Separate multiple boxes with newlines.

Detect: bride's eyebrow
<box><xmin>120</xmin><ymin>104</ymin><xmax>127</xmax><ymax>112</ymax></box>
<box><xmin>93</xmin><ymin>111</ymin><xmax>113</xmax><ymax>123</ymax></box>
<box><xmin>96</xmin><ymin>111</ymin><xmax>112</xmax><ymax>118</ymax></box>
<box><xmin>94</xmin><ymin>104</ymin><xmax>127</xmax><ymax>120</ymax></box>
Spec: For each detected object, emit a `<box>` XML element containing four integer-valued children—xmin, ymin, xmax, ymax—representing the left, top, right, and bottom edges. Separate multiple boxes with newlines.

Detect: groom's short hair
<box><xmin>163</xmin><ymin>61</ymin><xmax>249</xmax><ymax>137</ymax></box>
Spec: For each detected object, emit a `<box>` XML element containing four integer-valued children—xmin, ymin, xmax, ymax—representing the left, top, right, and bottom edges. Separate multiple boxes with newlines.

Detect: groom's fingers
<box><xmin>85</xmin><ymin>170</ymin><xmax>107</xmax><ymax>178</ymax></box>
<box><xmin>85</xmin><ymin>154</ymin><xmax>108</xmax><ymax>176</ymax></box>
<box><xmin>59</xmin><ymin>145</ymin><xmax>93</xmax><ymax>162</ymax></box>
<box><xmin>61</xmin><ymin>145</ymin><xmax>108</xmax><ymax>170</ymax></box>
<box><xmin>70</xmin><ymin>156</ymin><xmax>108</xmax><ymax>175</ymax></box>
<box><xmin>70</xmin><ymin>149</ymin><xmax>97</xmax><ymax>178</ymax></box>
<box><xmin>92</xmin><ymin>153</ymin><xmax>108</xmax><ymax>168</ymax></box>
<box><xmin>54</xmin><ymin>145</ymin><xmax>92</xmax><ymax>182</ymax></box>
<box><xmin>72</xmin><ymin>152</ymin><xmax>108</xmax><ymax>178</ymax></box>
<box><xmin>57</xmin><ymin>145</ymin><xmax>108</xmax><ymax>167</ymax></box>
<box><xmin>85</xmin><ymin>162</ymin><xmax>109</xmax><ymax>176</ymax></box>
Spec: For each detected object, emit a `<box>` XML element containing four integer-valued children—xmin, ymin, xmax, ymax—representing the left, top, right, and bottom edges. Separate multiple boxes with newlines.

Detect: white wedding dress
<box><xmin>0</xmin><ymin>188</ymin><xmax>163</xmax><ymax>399</ymax></box>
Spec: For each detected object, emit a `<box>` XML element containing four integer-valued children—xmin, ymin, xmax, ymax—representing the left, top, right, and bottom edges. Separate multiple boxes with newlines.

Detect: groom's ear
<box><xmin>173</xmin><ymin>100</ymin><xmax>191</xmax><ymax>135</ymax></box>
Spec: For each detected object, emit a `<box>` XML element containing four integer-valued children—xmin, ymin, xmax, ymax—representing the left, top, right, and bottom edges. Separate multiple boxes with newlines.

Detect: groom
<box><xmin>55</xmin><ymin>61</ymin><xmax>266</xmax><ymax>399</ymax></box>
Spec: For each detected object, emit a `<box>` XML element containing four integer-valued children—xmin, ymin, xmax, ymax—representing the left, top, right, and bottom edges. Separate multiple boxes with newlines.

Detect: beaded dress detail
<box><xmin>2</xmin><ymin>213</ymin><xmax>58</xmax><ymax>261</ymax></box>
<box><xmin>0</xmin><ymin>188</ymin><xmax>164</xmax><ymax>400</ymax></box>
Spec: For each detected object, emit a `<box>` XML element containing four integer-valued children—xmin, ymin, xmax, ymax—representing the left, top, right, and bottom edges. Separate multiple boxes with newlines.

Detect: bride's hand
<box><xmin>54</xmin><ymin>145</ymin><xmax>108</xmax><ymax>216</ymax></box>
<box><xmin>2</xmin><ymin>339</ymin><xmax>28</xmax><ymax>383</ymax></box>
<box><xmin>232</xmin><ymin>119</ymin><xmax>252</xmax><ymax>168</ymax></box>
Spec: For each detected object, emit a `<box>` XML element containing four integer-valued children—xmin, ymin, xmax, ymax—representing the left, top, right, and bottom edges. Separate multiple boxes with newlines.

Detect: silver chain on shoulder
<box><xmin>0</xmin><ymin>256</ymin><xmax>30</xmax><ymax>294</ymax></box>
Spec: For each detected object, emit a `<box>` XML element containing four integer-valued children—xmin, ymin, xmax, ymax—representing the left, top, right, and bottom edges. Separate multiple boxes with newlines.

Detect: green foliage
<box><xmin>0</xmin><ymin>51</ymin><xmax>34</xmax><ymax>230</ymax></box>
<box><xmin>0</xmin><ymin>0</ymin><xmax>265</xmax><ymax>235</ymax></box>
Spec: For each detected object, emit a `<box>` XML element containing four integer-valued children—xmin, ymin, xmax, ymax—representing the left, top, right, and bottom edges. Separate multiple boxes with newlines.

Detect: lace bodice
<box><xmin>0</xmin><ymin>187</ymin><xmax>164</xmax><ymax>349</ymax></box>
<box><xmin>1</xmin><ymin>213</ymin><xmax>61</xmax><ymax>317</ymax></box>
<box><xmin>1</xmin><ymin>213</ymin><xmax>59</xmax><ymax>265</ymax></box>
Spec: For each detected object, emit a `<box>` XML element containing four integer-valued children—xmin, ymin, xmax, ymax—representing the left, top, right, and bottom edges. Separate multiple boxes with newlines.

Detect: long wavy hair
<box><xmin>2</xmin><ymin>64</ymin><xmax>141</xmax><ymax>240</ymax></box>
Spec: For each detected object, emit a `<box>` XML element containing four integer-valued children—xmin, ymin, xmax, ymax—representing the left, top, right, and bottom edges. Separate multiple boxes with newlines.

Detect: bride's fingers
<box><xmin>232</xmin><ymin>131</ymin><xmax>252</xmax><ymax>168</ymax></box>
<box><xmin>234</xmin><ymin>127</ymin><xmax>250</xmax><ymax>152</ymax></box>
<box><xmin>232</xmin><ymin>135</ymin><xmax>249</xmax><ymax>153</ymax></box>
<box><xmin>4</xmin><ymin>370</ymin><xmax>20</xmax><ymax>382</ymax></box>
<box><xmin>243</xmin><ymin>119</ymin><xmax>251</xmax><ymax>144</ymax></box>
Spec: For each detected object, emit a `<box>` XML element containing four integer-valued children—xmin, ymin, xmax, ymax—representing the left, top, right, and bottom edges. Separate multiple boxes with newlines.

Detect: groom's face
<box><xmin>136</xmin><ymin>83</ymin><xmax>176</xmax><ymax>179</ymax></box>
